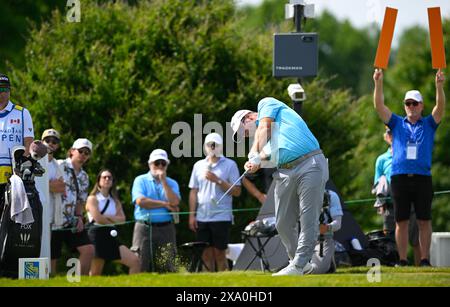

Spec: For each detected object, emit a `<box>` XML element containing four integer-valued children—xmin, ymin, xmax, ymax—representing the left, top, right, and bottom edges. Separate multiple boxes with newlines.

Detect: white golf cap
<box><xmin>72</xmin><ymin>138</ymin><xmax>93</xmax><ymax>152</ymax></box>
<box><xmin>204</xmin><ymin>132</ymin><xmax>223</xmax><ymax>145</ymax></box>
<box><xmin>404</xmin><ymin>90</ymin><xmax>423</xmax><ymax>103</ymax></box>
<box><xmin>148</xmin><ymin>149</ymin><xmax>170</xmax><ymax>164</ymax></box>
<box><xmin>230</xmin><ymin>109</ymin><xmax>252</xmax><ymax>143</ymax></box>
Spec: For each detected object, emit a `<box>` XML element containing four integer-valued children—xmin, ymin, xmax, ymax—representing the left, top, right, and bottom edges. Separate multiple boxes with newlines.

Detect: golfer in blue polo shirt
<box><xmin>231</xmin><ymin>97</ymin><xmax>329</xmax><ymax>276</ymax></box>
<box><xmin>373</xmin><ymin>68</ymin><xmax>446</xmax><ymax>267</ymax></box>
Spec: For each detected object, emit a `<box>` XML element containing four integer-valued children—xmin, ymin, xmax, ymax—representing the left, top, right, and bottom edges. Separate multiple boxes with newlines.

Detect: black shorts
<box><xmin>391</xmin><ymin>174</ymin><xmax>433</xmax><ymax>222</ymax></box>
<box><xmin>51</xmin><ymin>229</ymin><xmax>92</xmax><ymax>259</ymax></box>
<box><xmin>197</xmin><ymin>221</ymin><xmax>231</xmax><ymax>250</ymax></box>
<box><xmin>87</xmin><ymin>225</ymin><xmax>121</xmax><ymax>261</ymax></box>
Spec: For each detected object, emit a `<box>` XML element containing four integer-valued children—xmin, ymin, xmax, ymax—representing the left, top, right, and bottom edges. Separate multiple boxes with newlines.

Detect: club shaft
<box><xmin>214</xmin><ymin>170</ymin><xmax>248</xmax><ymax>205</ymax></box>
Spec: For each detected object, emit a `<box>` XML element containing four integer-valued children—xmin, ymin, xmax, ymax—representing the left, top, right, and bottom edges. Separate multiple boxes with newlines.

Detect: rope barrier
<box><xmin>51</xmin><ymin>189</ymin><xmax>450</xmax><ymax>232</ymax></box>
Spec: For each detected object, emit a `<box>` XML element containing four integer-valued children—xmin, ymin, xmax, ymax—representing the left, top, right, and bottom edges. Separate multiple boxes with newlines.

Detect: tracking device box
<box><xmin>273</xmin><ymin>32</ymin><xmax>318</xmax><ymax>78</ymax></box>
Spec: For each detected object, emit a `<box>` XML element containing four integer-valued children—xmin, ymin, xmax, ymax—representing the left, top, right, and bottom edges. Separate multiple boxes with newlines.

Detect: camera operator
<box><xmin>305</xmin><ymin>189</ymin><xmax>343</xmax><ymax>274</ymax></box>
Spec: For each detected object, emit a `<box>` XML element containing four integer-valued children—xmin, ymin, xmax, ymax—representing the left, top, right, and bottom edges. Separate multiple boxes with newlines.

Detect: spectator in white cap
<box><xmin>131</xmin><ymin>149</ymin><xmax>181</xmax><ymax>273</ymax></box>
<box><xmin>373</xmin><ymin>68</ymin><xmax>446</xmax><ymax>267</ymax></box>
<box><xmin>188</xmin><ymin>133</ymin><xmax>241</xmax><ymax>271</ymax></box>
<box><xmin>41</xmin><ymin>129</ymin><xmax>66</xmax><ymax>255</ymax></box>
<box><xmin>51</xmin><ymin>137</ymin><xmax>95</xmax><ymax>275</ymax></box>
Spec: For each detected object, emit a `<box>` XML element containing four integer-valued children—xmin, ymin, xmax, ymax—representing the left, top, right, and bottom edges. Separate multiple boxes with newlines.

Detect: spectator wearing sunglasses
<box><xmin>131</xmin><ymin>149</ymin><xmax>181</xmax><ymax>272</ymax></box>
<box><xmin>372</xmin><ymin>126</ymin><xmax>420</xmax><ymax>265</ymax></box>
<box><xmin>52</xmin><ymin>138</ymin><xmax>94</xmax><ymax>275</ymax></box>
<box><xmin>188</xmin><ymin>133</ymin><xmax>241</xmax><ymax>271</ymax></box>
<box><xmin>373</xmin><ymin>68</ymin><xmax>446</xmax><ymax>267</ymax></box>
<box><xmin>86</xmin><ymin>169</ymin><xmax>140</xmax><ymax>275</ymax></box>
<box><xmin>40</xmin><ymin>129</ymin><xmax>65</xmax><ymax>271</ymax></box>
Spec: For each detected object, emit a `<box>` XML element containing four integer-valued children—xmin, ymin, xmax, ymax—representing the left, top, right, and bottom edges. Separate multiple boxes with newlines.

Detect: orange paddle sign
<box><xmin>428</xmin><ymin>7</ymin><xmax>446</xmax><ymax>69</ymax></box>
<box><xmin>374</xmin><ymin>7</ymin><xmax>398</xmax><ymax>69</ymax></box>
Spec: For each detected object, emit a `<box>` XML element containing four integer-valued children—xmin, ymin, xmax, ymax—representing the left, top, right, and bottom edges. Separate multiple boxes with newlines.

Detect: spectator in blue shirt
<box><xmin>373</xmin><ymin>68</ymin><xmax>446</xmax><ymax>267</ymax></box>
<box><xmin>373</xmin><ymin>126</ymin><xmax>420</xmax><ymax>265</ymax></box>
<box><xmin>373</xmin><ymin>127</ymin><xmax>394</xmax><ymax>235</ymax></box>
<box><xmin>131</xmin><ymin>149</ymin><xmax>181</xmax><ymax>272</ymax></box>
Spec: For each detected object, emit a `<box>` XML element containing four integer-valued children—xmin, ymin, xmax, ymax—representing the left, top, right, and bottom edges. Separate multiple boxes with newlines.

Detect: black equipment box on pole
<box><xmin>273</xmin><ymin>32</ymin><xmax>318</xmax><ymax>78</ymax></box>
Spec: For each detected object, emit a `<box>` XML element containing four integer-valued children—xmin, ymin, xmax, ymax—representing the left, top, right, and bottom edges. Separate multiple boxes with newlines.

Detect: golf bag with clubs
<box><xmin>0</xmin><ymin>146</ymin><xmax>44</xmax><ymax>278</ymax></box>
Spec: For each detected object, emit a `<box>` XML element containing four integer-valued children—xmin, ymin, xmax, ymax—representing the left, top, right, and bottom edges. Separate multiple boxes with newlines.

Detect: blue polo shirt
<box><xmin>256</xmin><ymin>97</ymin><xmax>320</xmax><ymax>165</ymax></box>
<box><xmin>132</xmin><ymin>172</ymin><xmax>181</xmax><ymax>223</ymax></box>
<box><xmin>388</xmin><ymin>114</ymin><xmax>438</xmax><ymax>176</ymax></box>
<box><xmin>189</xmin><ymin>156</ymin><xmax>240</xmax><ymax>222</ymax></box>
<box><xmin>374</xmin><ymin>148</ymin><xmax>392</xmax><ymax>184</ymax></box>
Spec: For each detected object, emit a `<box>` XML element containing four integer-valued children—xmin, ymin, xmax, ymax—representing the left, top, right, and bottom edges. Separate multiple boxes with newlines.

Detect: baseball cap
<box><xmin>72</xmin><ymin>138</ymin><xmax>93</xmax><ymax>152</ymax></box>
<box><xmin>404</xmin><ymin>90</ymin><xmax>423</xmax><ymax>103</ymax></box>
<box><xmin>384</xmin><ymin>125</ymin><xmax>392</xmax><ymax>135</ymax></box>
<box><xmin>230</xmin><ymin>109</ymin><xmax>252</xmax><ymax>143</ymax></box>
<box><xmin>41</xmin><ymin>128</ymin><xmax>61</xmax><ymax>140</ymax></box>
<box><xmin>204</xmin><ymin>132</ymin><xmax>223</xmax><ymax>145</ymax></box>
<box><xmin>0</xmin><ymin>74</ymin><xmax>11</xmax><ymax>90</ymax></box>
<box><xmin>148</xmin><ymin>149</ymin><xmax>170</xmax><ymax>164</ymax></box>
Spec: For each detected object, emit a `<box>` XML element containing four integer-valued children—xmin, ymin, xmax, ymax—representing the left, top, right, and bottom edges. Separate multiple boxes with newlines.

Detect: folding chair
<box><xmin>180</xmin><ymin>241</ymin><xmax>209</xmax><ymax>272</ymax></box>
<box><xmin>241</xmin><ymin>230</ymin><xmax>277</xmax><ymax>272</ymax></box>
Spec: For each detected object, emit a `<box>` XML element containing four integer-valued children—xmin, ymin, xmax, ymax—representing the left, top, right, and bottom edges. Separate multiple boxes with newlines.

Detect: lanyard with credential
<box><xmin>406</xmin><ymin>122</ymin><xmax>420</xmax><ymax>160</ymax></box>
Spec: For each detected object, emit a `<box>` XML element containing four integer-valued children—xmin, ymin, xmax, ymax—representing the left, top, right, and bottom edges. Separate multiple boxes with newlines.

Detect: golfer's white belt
<box><xmin>278</xmin><ymin>149</ymin><xmax>323</xmax><ymax>169</ymax></box>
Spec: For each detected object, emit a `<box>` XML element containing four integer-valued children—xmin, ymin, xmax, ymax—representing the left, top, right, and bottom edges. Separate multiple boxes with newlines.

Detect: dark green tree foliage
<box><xmin>12</xmin><ymin>0</ymin><xmax>359</xmax><ymax>260</ymax></box>
<box><xmin>0</xmin><ymin>0</ymin><xmax>66</xmax><ymax>71</ymax></box>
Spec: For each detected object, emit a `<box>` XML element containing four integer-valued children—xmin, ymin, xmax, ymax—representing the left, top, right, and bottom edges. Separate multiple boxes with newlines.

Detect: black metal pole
<box><xmin>293</xmin><ymin>4</ymin><xmax>305</xmax><ymax>116</ymax></box>
<box><xmin>294</xmin><ymin>4</ymin><xmax>304</xmax><ymax>33</ymax></box>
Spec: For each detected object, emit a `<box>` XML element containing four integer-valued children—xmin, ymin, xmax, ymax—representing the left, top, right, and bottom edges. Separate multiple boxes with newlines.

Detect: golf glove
<box><xmin>248</xmin><ymin>152</ymin><xmax>261</xmax><ymax>165</ymax></box>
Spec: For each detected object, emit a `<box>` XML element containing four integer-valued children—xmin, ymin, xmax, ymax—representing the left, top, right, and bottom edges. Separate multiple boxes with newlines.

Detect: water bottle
<box><xmin>350</xmin><ymin>237</ymin><xmax>363</xmax><ymax>250</ymax></box>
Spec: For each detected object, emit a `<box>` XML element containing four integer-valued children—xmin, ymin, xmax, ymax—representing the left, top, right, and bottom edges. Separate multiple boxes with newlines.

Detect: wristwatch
<box><xmin>217</xmin><ymin>179</ymin><xmax>223</xmax><ymax>185</ymax></box>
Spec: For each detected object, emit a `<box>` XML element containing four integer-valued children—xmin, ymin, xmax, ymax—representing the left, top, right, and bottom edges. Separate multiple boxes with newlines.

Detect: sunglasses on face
<box><xmin>405</xmin><ymin>101</ymin><xmax>420</xmax><ymax>107</ymax></box>
<box><xmin>154</xmin><ymin>160</ymin><xmax>167</xmax><ymax>167</ymax></box>
<box><xmin>100</xmin><ymin>175</ymin><xmax>112</xmax><ymax>180</ymax></box>
<box><xmin>77</xmin><ymin>148</ymin><xmax>91</xmax><ymax>156</ymax></box>
<box><xmin>44</xmin><ymin>137</ymin><xmax>60</xmax><ymax>145</ymax></box>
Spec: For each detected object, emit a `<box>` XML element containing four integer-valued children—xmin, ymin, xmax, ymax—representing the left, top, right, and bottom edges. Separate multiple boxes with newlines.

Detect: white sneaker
<box><xmin>272</xmin><ymin>262</ymin><xmax>304</xmax><ymax>276</ymax></box>
<box><xmin>302</xmin><ymin>262</ymin><xmax>313</xmax><ymax>275</ymax></box>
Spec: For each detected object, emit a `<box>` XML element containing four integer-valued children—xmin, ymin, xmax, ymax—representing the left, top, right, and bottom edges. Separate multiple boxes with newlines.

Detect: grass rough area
<box><xmin>0</xmin><ymin>267</ymin><xmax>449</xmax><ymax>287</ymax></box>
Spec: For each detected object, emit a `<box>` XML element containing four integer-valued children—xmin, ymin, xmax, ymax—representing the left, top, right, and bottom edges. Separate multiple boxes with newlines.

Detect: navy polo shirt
<box><xmin>387</xmin><ymin>114</ymin><xmax>438</xmax><ymax>176</ymax></box>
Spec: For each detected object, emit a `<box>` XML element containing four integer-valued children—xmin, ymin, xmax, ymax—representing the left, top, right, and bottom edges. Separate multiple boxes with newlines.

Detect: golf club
<box><xmin>211</xmin><ymin>169</ymin><xmax>249</xmax><ymax>206</ymax></box>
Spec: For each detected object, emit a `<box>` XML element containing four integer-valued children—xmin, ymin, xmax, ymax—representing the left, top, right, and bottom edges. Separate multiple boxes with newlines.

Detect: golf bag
<box><xmin>346</xmin><ymin>230</ymin><xmax>399</xmax><ymax>267</ymax></box>
<box><xmin>0</xmin><ymin>146</ymin><xmax>44</xmax><ymax>278</ymax></box>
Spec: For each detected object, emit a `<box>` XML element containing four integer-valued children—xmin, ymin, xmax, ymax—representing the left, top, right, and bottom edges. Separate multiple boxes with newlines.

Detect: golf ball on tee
<box><xmin>110</xmin><ymin>229</ymin><xmax>118</xmax><ymax>237</ymax></box>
